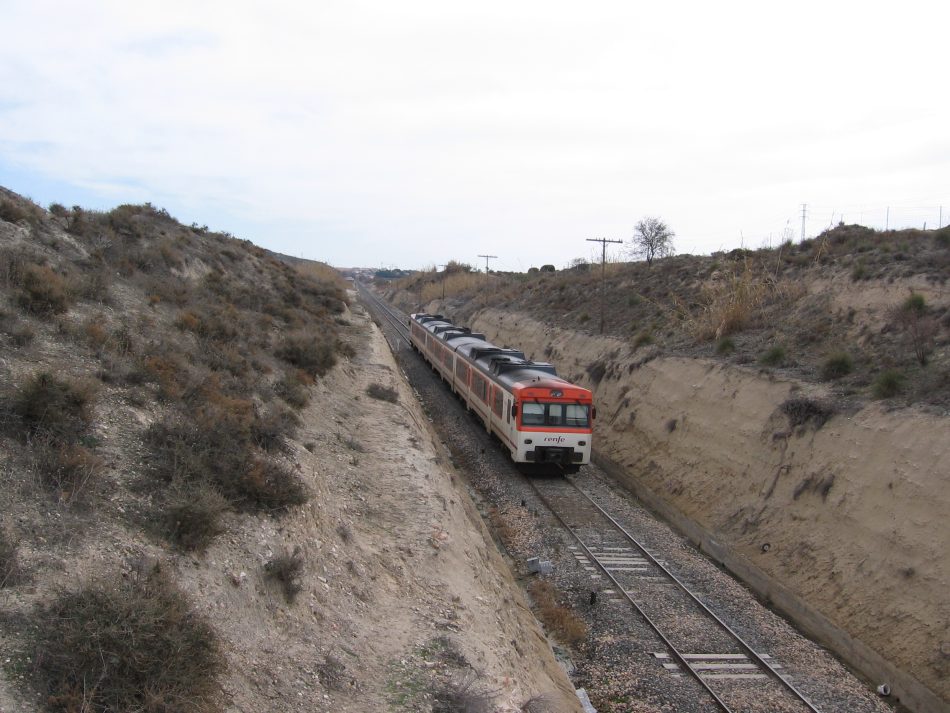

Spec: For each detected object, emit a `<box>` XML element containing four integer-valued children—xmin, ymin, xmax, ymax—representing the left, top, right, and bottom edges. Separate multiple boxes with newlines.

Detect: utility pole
<box><xmin>477</xmin><ymin>254</ymin><xmax>498</xmax><ymax>273</ymax></box>
<box><xmin>885</xmin><ymin>207</ymin><xmax>890</xmax><ymax>231</ymax></box>
<box><xmin>437</xmin><ymin>264</ymin><xmax>447</xmax><ymax>301</ymax></box>
<box><xmin>586</xmin><ymin>237</ymin><xmax>623</xmax><ymax>335</ymax></box>
<box><xmin>800</xmin><ymin>204</ymin><xmax>807</xmax><ymax>242</ymax></box>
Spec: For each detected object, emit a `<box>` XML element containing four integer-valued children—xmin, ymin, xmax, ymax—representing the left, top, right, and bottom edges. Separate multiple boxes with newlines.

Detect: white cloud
<box><xmin>1</xmin><ymin>0</ymin><xmax>948</xmax><ymax>268</ymax></box>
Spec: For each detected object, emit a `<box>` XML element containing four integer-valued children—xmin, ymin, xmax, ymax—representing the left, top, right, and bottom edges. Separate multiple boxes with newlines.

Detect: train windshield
<box><xmin>522</xmin><ymin>402</ymin><xmax>590</xmax><ymax>428</ymax></box>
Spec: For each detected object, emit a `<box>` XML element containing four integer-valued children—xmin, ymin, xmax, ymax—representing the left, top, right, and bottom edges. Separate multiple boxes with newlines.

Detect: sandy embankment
<box><xmin>198</xmin><ymin>302</ymin><xmax>583</xmax><ymax>712</ymax></box>
<box><xmin>469</xmin><ymin>307</ymin><xmax>949</xmax><ymax>713</ymax></box>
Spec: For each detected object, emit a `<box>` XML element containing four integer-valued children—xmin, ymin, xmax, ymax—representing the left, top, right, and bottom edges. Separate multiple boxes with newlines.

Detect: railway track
<box><xmin>356</xmin><ymin>283</ymin><xmax>889</xmax><ymax>713</ymax></box>
<box><xmin>527</xmin><ymin>475</ymin><xmax>821</xmax><ymax>713</ymax></box>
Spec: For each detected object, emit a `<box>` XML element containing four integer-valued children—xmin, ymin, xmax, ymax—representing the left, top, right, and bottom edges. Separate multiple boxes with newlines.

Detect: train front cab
<box><xmin>511</xmin><ymin>382</ymin><xmax>593</xmax><ymax>470</ymax></box>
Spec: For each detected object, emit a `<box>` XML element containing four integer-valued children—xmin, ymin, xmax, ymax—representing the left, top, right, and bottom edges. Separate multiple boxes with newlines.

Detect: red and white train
<box><xmin>408</xmin><ymin>313</ymin><xmax>595</xmax><ymax>471</ymax></box>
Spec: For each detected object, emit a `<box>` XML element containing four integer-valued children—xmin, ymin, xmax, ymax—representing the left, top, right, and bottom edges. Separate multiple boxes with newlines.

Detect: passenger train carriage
<box><xmin>409</xmin><ymin>313</ymin><xmax>594</xmax><ymax>471</ymax></box>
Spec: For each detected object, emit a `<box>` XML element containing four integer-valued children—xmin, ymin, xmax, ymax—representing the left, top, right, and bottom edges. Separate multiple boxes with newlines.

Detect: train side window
<box><xmin>522</xmin><ymin>403</ymin><xmax>544</xmax><ymax>425</ymax></box>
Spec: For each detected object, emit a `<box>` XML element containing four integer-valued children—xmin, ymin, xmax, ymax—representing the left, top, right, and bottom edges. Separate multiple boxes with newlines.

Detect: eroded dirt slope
<box><xmin>465</xmin><ymin>306</ymin><xmax>948</xmax><ymax>712</ymax></box>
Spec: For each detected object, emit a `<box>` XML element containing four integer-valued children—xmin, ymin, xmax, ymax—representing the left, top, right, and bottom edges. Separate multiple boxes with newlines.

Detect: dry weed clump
<box><xmin>430</xmin><ymin>669</ymin><xmax>497</xmax><ymax>713</ymax></box>
<box><xmin>164</xmin><ymin>485</ymin><xmax>230</xmax><ymax>552</ymax></box>
<box><xmin>32</xmin><ymin>441</ymin><xmax>104</xmax><ymax>504</ymax></box>
<box><xmin>17</xmin><ymin>263</ymin><xmax>71</xmax><ymax>315</ymax></box>
<box><xmin>275</xmin><ymin>369</ymin><xmax>313</xmax><ymax>409</ymax></box>
<box><xmin>31</xmin><ymin>566</ymin><xmax>224</xmax><ymax>713</ymax></box>
<box><xmin>264</xmin><ymin>548</ymin><xmax>304</xmax><ymax>603</ymax></box>
<box><xmin>527</xmin><ymin>579</ymin><xmax>587</xmax><ymax>646</ymax></box>
<box><xmin>780</xmin><ymin>397</ymin><xmax>835</xmax><ymax>429</ymax></box>
<box><xmin>146</xmin><ymin>381</ymin><xmax>307</xmax><ymax>516</ymax></box>
<box><xmin>366</xmin><ymin>383</ymin><xmax>399</xmax><ymax>403</ymax></box>
<box><xmin>276</xmin><ymin>329</ymin><xmax>338</xmax><ymax>377</ymax></box>
<box><xmin>11</xmin><ymin>372</ymin><xmax>96</xmax><ymax>442</ymax></box>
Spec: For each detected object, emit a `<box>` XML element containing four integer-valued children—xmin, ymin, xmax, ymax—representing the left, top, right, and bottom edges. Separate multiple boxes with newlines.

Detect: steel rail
<box><xmin>525</xmin><ymin>479</ymin><xmax>736</xmax><ymax>713</ymax></box>
<box><xmin>357</xmin><ymin>282</ymin><xmax>411</xmax><ymax>344</ymax></box>
<box><xmin>562</xmin><ymin>477</ymin><xmax>823</xmax><ymax>713</ymax></box>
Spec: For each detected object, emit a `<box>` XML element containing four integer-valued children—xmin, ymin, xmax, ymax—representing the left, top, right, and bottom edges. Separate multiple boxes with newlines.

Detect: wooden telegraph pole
<box><xmin>586</xmin><ymin>237</ymin><xmax>623</xmax><ymax>334</ymax></box>
<box><xmin>477</xmin><ymin>254</ymin><xmax>498</xmax><ymax>273</ymax></box>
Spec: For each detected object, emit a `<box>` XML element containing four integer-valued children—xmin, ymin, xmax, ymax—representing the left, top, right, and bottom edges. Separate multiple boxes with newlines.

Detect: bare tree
<box><xmin>630</xmin><ymin>216</ymin><xmax>675</xmax><ymax>267</ymax></box>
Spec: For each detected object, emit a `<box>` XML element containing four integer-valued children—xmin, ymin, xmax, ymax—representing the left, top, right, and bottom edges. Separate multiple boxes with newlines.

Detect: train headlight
<box><xmin>524</xmin><ymin>439</ymin><xmax>532</xmax><ymax>444</ymax></box>
<box><xmin>579</xmin><ymin>440</ymin><xmax>586</xmax><ymax>446</ymax></box>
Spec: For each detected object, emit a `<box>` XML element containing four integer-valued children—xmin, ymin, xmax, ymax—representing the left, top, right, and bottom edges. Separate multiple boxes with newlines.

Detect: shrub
<box><xmin>164</xmin><ymin>486</ymin><xmax>229</xmax><ymax>551</ymax></box>
<box><xmin>276</xmin><ymin>330</ymin><xmax>337</xmax><ymax>377</ymax></box>
<box><xmin>146</xmin><ymin>409</ymin><xmax>308</xmax><ymax>513</ymax></box>
<box><xmin>891</xmin><ymin>295</ymin><xmax>937</xmax><ymax>365</ymax></box>
<box><xmin>873</xmin><ymin>370</ymin><xmax>903</xmax><ymax>398</ymax></box>
<box><xmin>32</xmin><ymin>566</ymin><xmax>224</xmax><ymax>712</ymax></box>
<box><xmin>430</xmin><ymin>670</ymin><xmax>496</xmax><ymax>713</ymax></box>
<box><xmin>33</xmin><ymin>442</ymin><xmax>104</xmax><ymax>504</ymax></box>
<box><xmin>632</xmin><ymin>331</ymin><xmax>653</xmax><ymax>349</ymax></box>
<box><xmin>715</xmin><ymin>336</ymin><xmax>735</xmax><ymax>355</ymax></box>
<box><xmin>759</xmin><ymin>345</ymin><xmax>786</xmax><ymax>366</ymax></box>
<box><xmin>780</xmin><ymin>398</ymin><xmax>835</xmax><ymax>429</ymax></box>
<box><xmin>821</xmin><ymin>352</ymin><xmax>853</xmax><ymax>380</ymax></box>
<box><xmin>265</xmin><ymin>549</ymin><xmax>304</xmax><ymax>603</ymax></box>
<box><xmin>275</xmin><ymin>369</ymin><xmax>312</xmax><ymax>409</ymax></box>
<box><xmin>366</xmin><ymin>383</ymin><xmax>399</xmax><ymax>403</ymax></box>
<box><xmin>0</xmin><ymin>199</ymin><xmax>34</xmax><ymax>224</ymax></box>
<box><xmin>12</xmin><ymin>371</ymin><xmax>95</xmax><ymax>441</ymax></box>
<box><xmin>903</xmin><ymin>292</ymin><xmax>926</xmax><ymax>314</ymax></box>
<box><xmin>18</xmin><ymin>264</ymin><xmax>70</xmax><ymax>315</ymax></box>
<box><xmin>252</xmin><ymin>404</ymin><xmax>300</xmax><ymax>451</ymax></box>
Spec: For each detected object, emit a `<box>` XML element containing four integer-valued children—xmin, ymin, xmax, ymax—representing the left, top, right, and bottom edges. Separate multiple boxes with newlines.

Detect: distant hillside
<box><xmin>391</xmin><ymin>224</ymin><xmax>950</xmax><ymax>409</ymax></box>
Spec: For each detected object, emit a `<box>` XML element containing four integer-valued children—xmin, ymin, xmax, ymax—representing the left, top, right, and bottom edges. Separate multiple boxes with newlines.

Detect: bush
<box><xmin>715</xmin><ymin>336</ymin><xmax>735</xmax><ymax>355</ymax></box>
<box><xmin>780</xmin><ymin>398</ymin><xmax>835</xmax><ymax>429</ymax></box>
<box><xmin>18</xmin><ymin>264</ymin><xmax>70</xmax><ymax>315</ymax></box>
<box><xmin>759</xmin><ymin>345</ymin><xmax>786</xmax><ymax>366</ymax></box>
<box><xmin>32</xmin><ymin>566</ymin><xmax>224</xmax><ymax>712</ymax></box>
<box><xmin>873</xmin><ymin>370</ymin><xmax>904</xmax><ymax>398</ymax></box>
<box><xmin>821</xmin><ymin>352</ymin><xmax>853</xmax><ymax>380</ymax></box>
<box><xmin>146</xmin><ymin>409</ymin><xmax>308</xmax><ymax>513</ymax></box>
<box><xmin>430</xmin><ymin>670</ymin><xmax>496</xmax><ymax>713</ymax></box>
<box><xmin>265</xmin><ymin>549</ymin><xmax>304</xmax><ymax>603</ymax></box>
<box><xmin>12</xmin><ymin>372</ymin><xmax>95</xmax><ymax>441</ymax></box>
<box><xmin>33</xmin><ymin>441</ymin><xmax>104</xmax><ymax>504</ymax></box>
<box><xmin>252</xmin><ymin>403</ymin><xmax>300</xmax><ymax>451</ymax></box>
<box><xmin>366</xmin><ymin>383</ymin><xmax>399</xmax><ymax>403</ymax></box>
<box><xmin>275</xmin><ymin>369</ymin><xmax>312</xmax><ymax>409</ymax></box>
<box><xmin>903</xmin><ymin>292</ymin><xmax>926</xmax><ymax>314</ymax></box>
<box><xmin>164</xmin><ymin>486</ymin><xmax>229</xmax><ymax>551</ymax></box>
<box><xmin>632</xmin><ymin>331</ymin><xmax>653</xmax><ymax>349</ymax></box>
<box><xmin>276</xmin><ymin>330</ymin><xmax>337</xmax><ymax>377</ymax></box>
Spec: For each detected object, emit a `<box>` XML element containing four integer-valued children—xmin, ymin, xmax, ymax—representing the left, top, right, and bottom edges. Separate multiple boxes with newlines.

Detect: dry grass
<box><xmin>420</xmin><ymin>272</ymin><xmax>497</xmax><ymax>302</ymax></box>
<box><xmin>686</xmin><ymin>261</ymin><xmax>803</xmax><ymax>341</ymax></box>
<box><xmin>11</xmin><ymin>371</ymin><xmax>96</xmax><ymax>441</ymax></box>
<box><xmin>31</xmin><ymin>566</ymin><xmax>225</xmax><ymax>713</ymax></box>
<box><xmin>527</xmin><ymin>579</ymin><xmax>587</xmax><ymax>646</ymax></box>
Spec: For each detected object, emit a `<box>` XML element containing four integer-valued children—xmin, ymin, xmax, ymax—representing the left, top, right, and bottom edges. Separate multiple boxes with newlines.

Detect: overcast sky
<box><xmin>1</xmin><ymin>1</ymin><xmax>948</xmax><ymax>271</ymax></box>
